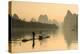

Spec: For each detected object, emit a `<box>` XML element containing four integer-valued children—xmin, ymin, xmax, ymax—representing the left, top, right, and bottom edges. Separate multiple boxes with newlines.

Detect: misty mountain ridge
<box><xmin>63</xmin><ymin>10</ymin><xmax>78</xmax><ymax>47</ymax></box>
<box><xmin>12</xmin><ymin>14</ymin><xmax>58</xmax><ymax>25</ymax></box>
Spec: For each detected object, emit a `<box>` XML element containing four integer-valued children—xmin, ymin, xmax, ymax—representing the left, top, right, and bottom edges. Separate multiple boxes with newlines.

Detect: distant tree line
<box><xmin>9</xmin><ymin>14</ymin><xmax>58</xmax><ymax>29</ymax></box>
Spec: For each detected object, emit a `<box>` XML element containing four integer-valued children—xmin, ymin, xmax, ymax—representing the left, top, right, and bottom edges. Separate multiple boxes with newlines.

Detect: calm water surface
<box><xmin>11</xmin><ymin>28</ymin><xmax>78</xmax><ymax>53</ymax></box>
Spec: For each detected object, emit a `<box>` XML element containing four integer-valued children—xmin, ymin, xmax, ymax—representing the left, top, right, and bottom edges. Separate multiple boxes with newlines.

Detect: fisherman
<box><xmin>32</xmin><ymin>32</ymin><xmax>36</xmax><ymax>48</ymax></box>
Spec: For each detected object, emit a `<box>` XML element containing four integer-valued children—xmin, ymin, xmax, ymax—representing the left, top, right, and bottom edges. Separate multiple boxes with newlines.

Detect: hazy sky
<box><xmin>11</xmin><ymin>1</ymin><xmax>78</xmax><ymax>22</ymax></box>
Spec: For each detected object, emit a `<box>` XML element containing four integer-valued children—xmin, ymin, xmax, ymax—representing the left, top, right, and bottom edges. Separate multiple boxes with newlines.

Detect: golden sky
<box><xmin>11</xmin><ymin>1</ymin><xmax>78</xmax><ymax>22</ymax></box>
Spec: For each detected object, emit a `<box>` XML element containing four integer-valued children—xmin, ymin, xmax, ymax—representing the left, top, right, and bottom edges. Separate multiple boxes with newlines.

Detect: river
<box><xmin>10</xmin><ymin>27</ymin><xmax>78</xmax><ymax>53</ymax></box>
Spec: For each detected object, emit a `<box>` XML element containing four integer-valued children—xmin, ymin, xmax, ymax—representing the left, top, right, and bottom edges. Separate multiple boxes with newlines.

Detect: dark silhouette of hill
<box><xmin>12</xmin><ymin>14</ymin><xmax>19</xmax><ymax>19</ymax></box>
<box><xmin>63</xmin><ymin>10</ymin><xmax>78</xmax><ymax>48</ymax></box>
<box><xmin>11</xmin><ymin>15</ymin><xmax>58</xmax><ymax>29</ymax></box>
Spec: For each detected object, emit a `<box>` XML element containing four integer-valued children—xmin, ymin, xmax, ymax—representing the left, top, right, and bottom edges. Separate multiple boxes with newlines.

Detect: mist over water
<box><xmin>10</xmin><ymin>25</ymin><xmax>77</xmax><ymax>53</ymax></box>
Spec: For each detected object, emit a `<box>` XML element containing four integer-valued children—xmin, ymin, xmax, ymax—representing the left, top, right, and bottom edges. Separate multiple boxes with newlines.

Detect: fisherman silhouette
<box><xmin>32</xmin><ymin>32</ymin><xmax>35</xmax><ymax>48</ymax></box>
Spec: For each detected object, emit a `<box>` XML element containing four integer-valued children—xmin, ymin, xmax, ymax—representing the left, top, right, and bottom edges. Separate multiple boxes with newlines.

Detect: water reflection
<box><xmin>63</xmin><ymin>10</ymin><xmax>78</xmax><ymax>48</ymax></box>
<box><xmin>11</xmin><ymin>30</ymin><xmax>55</xmax><ymax>47</ymax></box>
<box><xmin>10</xmin><ymin>27</ymin><xmax>78</xmax><ymax>52</ymax></box>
